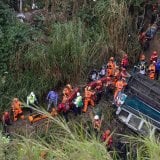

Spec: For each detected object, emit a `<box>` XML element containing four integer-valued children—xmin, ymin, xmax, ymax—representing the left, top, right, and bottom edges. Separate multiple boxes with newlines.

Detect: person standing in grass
<box><xmin>2</xmin><ymin>111</ymin><xmax>11</xmax><ymax>134</ymax></box>
<box><xmin>46</xmin><ymin>90</ymin><xmax>58</xmax><ymax>112</ymax></box>
<box><xmin>27</xmin><ymin>92</ymin><xmax>38</xmax><ymax>113</ymax></box>
<box><xmin>73</xmin><ymin>92</ymin><xmax>83</xmax><ymax>116</ymax></box>
<box><xmin>102</xmin><ymin>129</ymin><xmax>113</xmax><ymax>148</ymax></box>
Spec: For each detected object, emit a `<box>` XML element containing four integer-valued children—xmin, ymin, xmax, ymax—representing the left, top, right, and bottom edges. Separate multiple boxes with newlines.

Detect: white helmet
<box><xmin>30</xmin><ymin>92</ymin><xmax>35</xmax><ymax>96</ymax></box>
<box><xmin>94</xmin><ymin>115</ymin><xmax>99</xmax><ymax>120</ymax></box>
<box><xmin>77</xmin><ymin>92</ymin><xmax>80</xmax><ymax>96</ymax></box>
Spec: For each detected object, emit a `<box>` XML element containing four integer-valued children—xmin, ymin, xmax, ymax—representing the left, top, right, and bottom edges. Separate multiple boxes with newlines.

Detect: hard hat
<box><xmin>123</xmin><ymin>54</ymin><xmax>128</xmax><ymax>58</ymax></box>
<box><xmin>88</xmin><ymin>86</ymin><xmax>91</xmax><ymax>90</ymax></box>
<box><xmin>109</xmin><ymin>57</ymin><xmax>114</xmax><ymax>61</ymax></box>
<box><xmin>153</xmin><ymin>51</ymin><xmax>158</xmax><ymax>55</ymax></box>
<box><xmin>105</xmin><ymin>129</ymin><xmax>111</xmax><ymax>135</ymax></box>
<box><xmin>94</xmin><ymin>115</ymin><xmax>99</xmax><ymax>120</ymax></box>
<box><xmin>30</xmin><ymin>92</ymin><xmax>34</xmax><ymax>96</ymax></box>
<box><xmin>13</xmin><ymin>98</ymin><xmax>18</xmax><ymax>102</ymax></box>
<box><xmin>77</xmin><ymin>92</ymin><xmax>80</xmax><ymax>96</ymax></box>
<box><xmin>4</xmin><ymin>112</ymin><xmax>9</xmax><ymax>116</ymax></box>
<box><xmin>153</xmin><ymin>61</ymin><xmax>156</xmax><ymax>64</ymax></box>
<box><xmin>66</xmin><ymin>84</ymin><xmax>72</xmax><ymax>89</ymax></box>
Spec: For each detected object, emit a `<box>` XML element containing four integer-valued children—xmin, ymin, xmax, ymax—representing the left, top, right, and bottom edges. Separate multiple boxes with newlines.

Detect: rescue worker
<box><xmin>121</xmin><ymin>54</ymin><xmax>129</xmax><ymax>69</ymax></box>
<box><xmin>105</xmin><ymin>76</ymin><xmax>114</xmax><ymax>99</ymax></box>
<box><xmin>11</xmin><ymin>98</ymin><xmax>24</xmax><ymax>121</ymax></box>
<box><xmin>2</xmin><ymin>111</ymin><xmax>11</xmax><ymax>134</ymax></box>
<box><xmin>63</xmin><ymin>84</ymin><xmax>73</xmax><ymax>97</ymax></box>
<box><xmin>106</xmin><ymin>57</ymin><xmax>116</xmax><ymax>77</ymax></box>
<box><xmin>73</xmin><ymin>92</ymin><xmax>83</xmax><ymax>116</ymax></box>
<box><xmin>150</xmin><ymin>51</ymin><xmax>158</xmax><ymax>62</ymax></box>
<box><xmin>137</xmin><ymin>54</ymin><xmax>147</xmax><ymax>75</ymax></box>
<box><xmin>95</xmin><ymin>80</ymin><xmax>103</xmax><ymax>103</ymax></box>
<box><xmin>102</xmin><ymin>129</ymin><xmax>113</xmax><ymax>147</ymax></box>
<box><xmin>93</xmin><ymin>115</ymin><xmax>102</xmax><ymax>132</ymax></box>
<box><xmin>114</xmin><ymin>78</ymin><xmax>127</xmax><ymax>101</ymax></box>
<box><xmin>99</xmin><ymin>65</ymin><xmax>106</xmax><ymax>78</ymax></box>
<box><xmin>57</xmin><ymin>103</ymin><xmax>69</xmax><ymax>122</ymax></box>
<box><xmin>92</xmin><ymin>107</ymin><xmax>103</xmax><ymax>137</ymax></box>
<box><xmin>50</xmin><ymin>108</ymin><xmax>58</xmax><ymax>117</ymax></box>
<box><xmin>27</xmin><ymin>92</ymin><xmax>38</xmax><ymax>113</ymax></box>
<box><xmin>83</xmin><ymin>86</ymin><xmax>95</xmax><ymax>113</ymax></box>
<box><xmin>114</xmin><ymin>92</ymin><xmax>127</xmax><ymax>107</ymax></box>
<box><xmin>88</xmin><ymin>69</ymin><xmax>99</xmax><ymax>82</ymax></box>
<box><xmin>120</xmin><ymin>67</ymin><xmax>130</xmax><ymax>81</ymax></box>
<box><xmin>146</xmin><ymin>23</ymin><xmax>157</xmax><ymax>40</ymax></box>
<box><xmin>114</xmin><ymin>66</ymin><xmax>121</xmax><ymax>83</ymax></box>
<box><xmin>148</xmin><ymin>61</ymin><xmax>156</xmax><ymax>80</ymax></box>
<box><xmin>46</xmin><ymin>90</ymin><xmax>58</xmax><ymax>111</ymax></box>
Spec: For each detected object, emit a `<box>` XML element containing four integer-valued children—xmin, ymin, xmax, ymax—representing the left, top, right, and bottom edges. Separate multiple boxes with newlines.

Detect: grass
<box><xmin>0</xmin><ymin>0</ymin><xmax>142</xmax><ymax>111</ymax></box>
<box><xmin>1</xmin><ymin>108</ymin><xmax>160</xmax><ymax>160</ymax></box>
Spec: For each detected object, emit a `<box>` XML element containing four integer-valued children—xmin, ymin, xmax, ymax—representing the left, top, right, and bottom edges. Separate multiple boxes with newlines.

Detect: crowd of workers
<box><xmin>2</xmin><ymin>49</ymin><xmax>159</xmax><ymax>147</ymax></box>
<box><xmin>2</xmin><ymin>1</ymin><xmax>160</xmax><ymax>149</ymax></box>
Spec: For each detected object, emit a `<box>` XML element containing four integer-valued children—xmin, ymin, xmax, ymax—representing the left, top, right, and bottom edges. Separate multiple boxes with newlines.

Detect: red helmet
<box><xmin>153</xmin><ymin>51</ymin><xmax>158</xmax><ymax>55</ymax></box>
<box><xmin>4</xmin><ymin>112</ymin><xmax>9</xmax><ymax>116</ymax></box>
<box><xmin>105</xmin><ymin>129</ymin><xmax>111</xmax><ymax>135</ymax></box>
<box><xmin>123</xmin><ymin>54</ymin><xmax>128</xmax><ymax>58</ymax></box>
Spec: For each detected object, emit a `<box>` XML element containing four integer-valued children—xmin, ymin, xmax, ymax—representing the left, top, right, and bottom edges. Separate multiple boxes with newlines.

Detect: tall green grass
<box><xmin>0</xmin><ymin>0</ymin><xmax>141</xmax><ymax>111</ymax></box>
<box><xmin>1</xmin><ymin>112</ymin><xmax>160</xmax><ymax>160</ymax></box>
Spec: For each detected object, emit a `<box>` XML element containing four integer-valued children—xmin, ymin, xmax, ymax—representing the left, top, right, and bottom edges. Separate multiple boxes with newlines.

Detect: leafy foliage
<box><xmin>0</xmin><ymin>0</ymin><xmax>141</xmax><ymax>112</ymax></box>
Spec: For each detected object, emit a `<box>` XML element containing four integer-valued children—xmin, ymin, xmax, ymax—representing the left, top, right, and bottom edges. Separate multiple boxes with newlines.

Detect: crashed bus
<box><xmin>116</xmin><ymin>73</ymin><xmax>160</xmax><ymax>135</ymax></box>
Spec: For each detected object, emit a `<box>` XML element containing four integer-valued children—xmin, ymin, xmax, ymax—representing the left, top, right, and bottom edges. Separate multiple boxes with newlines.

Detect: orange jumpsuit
<box><xmin>63</xmin><ymin>87</ymin><xmax>72</xmax><ymax>97</ymax></box>
<box><xmin>12</xmin><ymin>100</ymin><xmax>24</xmax><ymax>121</ymax></box>
<box><xmin>114</xmin><ymin>80</ymin><xmax>127</xmax><ymax>99</ymax></box>
<box><xmin>148</xmin><ymin>64</ymin><xmax>156</xmax><ymax>80</ymax></box>
<box><xmin>83</xmin><ymin>87</ymin><xmax>95</xmax><ymax>113</ymax></box>
<box><xmin>62</xmin><ymin>95</ymin><xmax>68</xmax><ymax>103</ymax></box>
<box><xmin>114</xmin><ymin>68</ymin><xmax>120</xmax><ymax>84</ymax></box>
<box><xmin>107</xmin><ymin>61</ymin><xmax>116</xmax><ymax>77</ymax></box>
